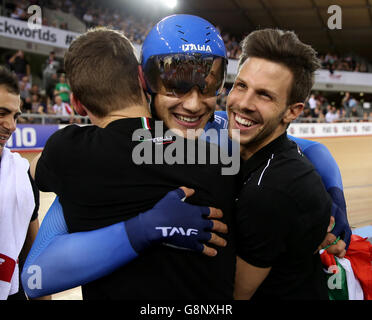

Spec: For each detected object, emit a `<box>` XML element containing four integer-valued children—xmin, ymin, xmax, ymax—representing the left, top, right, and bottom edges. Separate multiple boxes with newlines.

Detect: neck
<box><xmin>240</xmin><ymin>146</ymin><xmax>255</xmax><ymax>161</ymax></box>
<box><xmin>90</xmin><ymin>104</ymin><xmax>151</xmax><ymax>128</ymax></box>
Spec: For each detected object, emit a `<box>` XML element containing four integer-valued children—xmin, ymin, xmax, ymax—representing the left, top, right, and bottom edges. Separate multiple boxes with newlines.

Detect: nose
<box><xmin>182</xmin><ymin>87</ymin><xmax>203</xmax><ymax>114</ymax></box>
<box><xmin>237</xmin><ymin>89</ymin><xmax>257</xmax><ymax>112</ymax></box>
<box><xmin>3</xmin><ymin>115</ymin><xmax>17</xmax><ymax>133</ymax></box>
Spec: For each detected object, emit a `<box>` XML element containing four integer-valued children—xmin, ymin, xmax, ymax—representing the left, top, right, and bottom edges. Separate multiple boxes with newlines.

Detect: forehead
<box><xmin>0</xmin><ymin>86</ymin><xmax>21</xmax><ymax>113</ymax></box>
<box><xmin>237</xmin><ymin>57</ymin><xmax>293</xmax><ymax>98</ymax></box>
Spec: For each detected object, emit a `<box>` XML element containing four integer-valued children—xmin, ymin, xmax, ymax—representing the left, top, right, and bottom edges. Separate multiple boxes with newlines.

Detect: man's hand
<box><xmin>315</xmin><ymin>216</ymin><xmax>347</xmax><ymax>258</ymax></box>
<box><xmin>125</xmin><ymin>187</ymin><xmax>228</xmax><ymax>257</ymax></box>
<box><xmin>177</xmin><ymin>187</ymin><xmax>228</xmax><ymax>257</ymax></box>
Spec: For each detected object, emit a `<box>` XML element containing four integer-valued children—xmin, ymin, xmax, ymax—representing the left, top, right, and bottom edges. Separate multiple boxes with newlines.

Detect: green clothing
<box><xmin>56</xmin><ymin>82</ymin><xmax>71</xmax><ymax>102</ymax></box>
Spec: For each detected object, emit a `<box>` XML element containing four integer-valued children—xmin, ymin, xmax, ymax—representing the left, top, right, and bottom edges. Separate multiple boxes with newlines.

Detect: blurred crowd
<box><xmin>299</xmin><ymin>92</ymin><xmax>372</xmax><ymax>123</ymax></box>
<box><xmin>5</xmin><ymin>47</ymin><xmax>372</xmax><ymax>124</ymax></box>
<box><xmin>4</xmin><ymin>0</ymin><xmax>372</xmax><ymax>66</ymax></box>
<box><xmin>5</xmin><ymin>0</ymin><xmax>372</xmax><ymax>67</ymax></box>
<box><xmin>319</xmin><ymin>53</ymin><xmax>370</xmax><ymax>74</ymax></box>
<box><xmin>2</xmin><ymin>0</ymin><xmax>372</xmax><ymax>124</ymax></box>
<box><xmin>3</xmin><ymin>0</ymin><xmax>252</xmax><ymax>59</ymax></box>
<box><xmin>5</xmin><ymin>49</ymin><xmax>78</xmax><ymax>124</ymax></box>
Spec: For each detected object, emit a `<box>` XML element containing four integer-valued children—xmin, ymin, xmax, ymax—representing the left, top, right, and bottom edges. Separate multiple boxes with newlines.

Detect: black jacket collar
<box><xmin>240</xmin><ymin>132</ymin><xmax>295</xmax><ymax>180</ymax></box>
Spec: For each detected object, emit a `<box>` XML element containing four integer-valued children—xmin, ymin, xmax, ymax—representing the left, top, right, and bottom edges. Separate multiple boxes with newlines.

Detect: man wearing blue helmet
<box><xmin>140</xmin><ymin>14</ymin><xmax>228</xmax><ymax>138</ymax></box>
<box><xmin>24</xmin><ymin>15</ymin><xmax>350</xmax><ymax>299</ymax></box>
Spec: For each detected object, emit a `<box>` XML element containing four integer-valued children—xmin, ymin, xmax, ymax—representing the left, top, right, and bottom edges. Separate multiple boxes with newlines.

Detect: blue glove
<box><xmin>125</xmin><ymin>188</ymin><xmax>214</xmax><ymax>253</ymax></box>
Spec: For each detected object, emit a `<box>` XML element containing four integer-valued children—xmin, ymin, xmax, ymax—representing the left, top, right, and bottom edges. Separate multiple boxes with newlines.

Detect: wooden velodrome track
<box><xmin>19</xmin><ymin>135</ymin><xmax>372</xmax><ymax>300</ymax></box>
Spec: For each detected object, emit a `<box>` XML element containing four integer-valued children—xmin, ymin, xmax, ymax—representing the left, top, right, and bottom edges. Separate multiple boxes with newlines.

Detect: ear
<box><xmin>283</xmin><ymin>103</ymin><xmax>304</xmax><ymax>125</ymax></box>
<box><xmin>138</xmin><ymin>65</ymin><xmax>147</xmax><ymax>91</ymax></box>
<box><xmin>71</xmin><ymin>93</ymin><xmax>87</xmax><ymax>117</ymax></box>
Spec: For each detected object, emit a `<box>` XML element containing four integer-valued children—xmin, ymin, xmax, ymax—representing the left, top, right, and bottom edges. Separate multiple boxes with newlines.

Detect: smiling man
<box><xmin>228</xmin><ymin>57</ymin><xmax>299</xmax><ymax>158</ymax></box>
<box><xmin>230</xmin><ymin>29</ymin><xmax>332</xmax><ymax>300</ymax></box>
<box><xmin>141</xmin><ymin>19</ymin><xmax>226</xmax><ymax>138</ymax></box>
<box><xmin>0</xmin><ymin>66</ymin><xmax>44</xmax><ymax>300</ymax></box>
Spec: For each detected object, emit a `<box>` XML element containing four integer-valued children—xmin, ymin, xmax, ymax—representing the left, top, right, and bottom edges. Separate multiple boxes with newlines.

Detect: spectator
<box><xmin>10</xmin><ymin>3</ymin><xmax>26</xmax><ymax>20</ymax></box>
<box><xmin>362</xmin><ymin>111</ymin><xmax>370</xmax><ymax>122</ymax></box>
<box><xmin>59</xmin><ymin>22</ymin><xmax>68</xmax><ymax>30</ymax></box>
<box><xmin>308</xmin><ymin>94</ymin><xmax>317</xmax><ymax>117</ymax></box>
<box><xmin>26</xmin><ymin>94</ymin><xmax>45</xmax><ymax>123</ymax></box>
<box><xmin>19</xmin><ymin>77</ymin><xmax>31</xmax><ymax>101</ymax></box>
<box><xmin>83</xmin><ymin>9</ymin><xmax>94</xmax><ymax>28</ymax></box>
<box><xmin>348</xmin><ymin>96</ymin><xmax>358</xmax><ymax>108</ymax></box>
<box><xmin>338</xmin><ymin>107</ymin><xmax>346</xmax><ymax>121</ymax></box>
<box><xmin>29</xmin><ymin>83</ymin><xmax>40</xmax><ymax>96</ymax></box>
<box><xmin>42</xmin><ymin>51</ymin><xmax>60</xmax><ymax>94</ymax></box>
<box><xmin>52</xmin><ymin>95</ymin><xmax>74</xmax><ymax>124</ymax></box>
<box><xmin>362</xmin><ymin>101</ymin><xmax>371</xmax><ymax>117</ymax></box>
<box><xmin>54</xmin><ymin>74</ymin><xmax>71</xmax><ymax>103</ymax></box>
<box><xmin>42</xmin><ymin>16</ymin><xmax>49</xmax><ymax>27</ymax></box>
<box><xmin>31</xmin><ymin>94</ymin><xmax>42</xmax><ymax>113</ymax></box>
<box><xmin>22</xmin><ymin>96</ymin><xmax>32</xmax><ymax>114</ymax></box>
<box><xmin>313</xmin><ymin>106</ymin><xmax>325</xmax><ymax>123</ymax></box>
<box><xmin>8</xmin><ymin>50</ymin><xmax>30</xmax><ymax>80</ymax></box>
<box><xmin>350</xmin><ymin>106</ymin><xmax>362</xmax><ymax>121</ymax></box>
<box><xmin>325</xmin><ymin>105</ymin><xmax>340</xmax><ymax>123</ymax></box>
<box><xmin>301</xmin><ymin>107</ymin><xmax>313</xmax><ymax>123</ymax></box>
<box><xmin>19</xmin><ymin>76</ymin><xmax>31</xmax><ymax>90</ymax></box>
<box><xmin>342</xmin><ymin>92</ymin><xmax>350</xmax><ymax>109</ymax></box>
<box><xmin>342</xmin><ymin>92</ymin><xmax>358</xmax><ymax>117</ymax></box>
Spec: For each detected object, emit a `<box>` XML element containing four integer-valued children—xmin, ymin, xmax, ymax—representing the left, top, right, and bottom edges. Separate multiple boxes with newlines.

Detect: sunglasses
<box><xmin>143</xmin><ymin>53</ymin><xmax>227</xmax><ymax>97</ymax></box>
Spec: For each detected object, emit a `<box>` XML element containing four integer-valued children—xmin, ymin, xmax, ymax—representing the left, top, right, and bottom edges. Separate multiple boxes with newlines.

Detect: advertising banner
<box><xmin>0</xmin><ymin>16</ymin><xmax>79</xmax><ymax>49</ymax></box>
<box><xmin>6</xmin><ymin>124</ymin><xmax>60</xmax><ymax>151</ymax></box>
<box><xmin>288</xmin><ymin>122</ymin><xmax>372</xmax><ymax>138</ymax></box>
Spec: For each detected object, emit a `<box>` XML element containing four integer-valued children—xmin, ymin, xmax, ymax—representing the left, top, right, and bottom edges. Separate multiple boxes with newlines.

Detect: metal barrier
<box><xmin>17</xmin><ymin>114</ymin><xmax>372</xmax><ymax>125</ymax></box>
<box><xmin>18</xmin><ymin>113</ymin><xmax>90</xmax><ymax>125</ymax></box>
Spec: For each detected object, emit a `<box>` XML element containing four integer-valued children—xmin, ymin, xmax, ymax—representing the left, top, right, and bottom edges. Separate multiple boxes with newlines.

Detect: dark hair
<box><xmin>0</xmin><ymin>66</ymin><xmax>20</xmax><ymax>95</ymax></box>
<box><xmin>239</xmin><ymin>29</ymin><xmax>321</xmax><ymax>105</ymax></box>
<box><xmin>64</xmin><ymin>27</ymin><xmax>142</xmax><ymax>118</ymax></box>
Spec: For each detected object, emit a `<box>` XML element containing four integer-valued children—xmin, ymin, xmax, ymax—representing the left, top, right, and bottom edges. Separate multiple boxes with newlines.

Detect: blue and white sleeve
<box><xmin>21</xmin><ymin>197</ymin><xmax>138</xmax><ymax>298</ymax></box>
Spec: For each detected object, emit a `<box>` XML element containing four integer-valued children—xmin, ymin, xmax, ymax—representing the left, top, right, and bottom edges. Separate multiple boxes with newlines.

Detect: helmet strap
<box><xmin>150</xmin><ymin>93</ymin><xmax>160</xmax><ymax>120</ymax></box>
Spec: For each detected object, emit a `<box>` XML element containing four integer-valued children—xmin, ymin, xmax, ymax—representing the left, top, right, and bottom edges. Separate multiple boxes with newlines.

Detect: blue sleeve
<box><xmin>21</xmin><ymin>197</ymin><xmax>138</xmax><ymax>299</ymax></box>
<box><xmin>287</xmin><ymin>135</ymin><xmax>351</xmax><ymax>248</ymax></box>
<box><xmin>288</xmin><ymin>135</ymin><xmax>343</xmax><ymax>191</ymax></box>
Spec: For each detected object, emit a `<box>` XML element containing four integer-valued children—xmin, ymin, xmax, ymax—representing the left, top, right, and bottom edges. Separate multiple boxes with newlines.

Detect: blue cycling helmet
<box><xmin>141</xmin><ymin>14</ymin><xmax>227</xmax><ymax>97</ymax></box>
